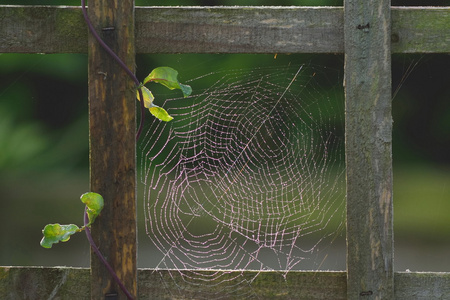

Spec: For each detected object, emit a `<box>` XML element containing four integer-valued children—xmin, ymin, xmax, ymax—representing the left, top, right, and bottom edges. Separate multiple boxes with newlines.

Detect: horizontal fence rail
<box><xmin>1</xmin><ymin>267</ymin><xmax>450</xmax><ymax>299</ymax></box>
<box><xmin>0</xmin><ymin>6</ymin><xmax>449</xmax><ymax>54</ymax></box>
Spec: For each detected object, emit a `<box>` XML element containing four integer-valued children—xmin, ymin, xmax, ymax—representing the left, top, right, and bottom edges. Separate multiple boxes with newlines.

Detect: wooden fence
<box><xmin>1</xmin><ymin>2</ymin><xmax>450</xmax><ymax>299</ymax></box>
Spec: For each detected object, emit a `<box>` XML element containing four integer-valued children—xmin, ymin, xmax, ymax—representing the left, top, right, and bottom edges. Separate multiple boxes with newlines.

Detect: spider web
<box><xmin>138</xmin><ymin>62</ymin><xmax>345</xmax><ymax>298</ymax></box>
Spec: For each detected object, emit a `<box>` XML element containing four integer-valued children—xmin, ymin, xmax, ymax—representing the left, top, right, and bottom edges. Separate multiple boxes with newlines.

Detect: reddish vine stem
<box><xmin>81</xmin><ymin>1</ymin><xmax>138</xmax><ymax>299</ymax></box>
<box><xmin>84</xmin><ymin>209</ymin><xmax>134</xmax><ymax>300</ymax></box>
<box><xmin>81</xmin><ymin>0</ymin><xmax>146</xmax><ymax>141</ymax></box>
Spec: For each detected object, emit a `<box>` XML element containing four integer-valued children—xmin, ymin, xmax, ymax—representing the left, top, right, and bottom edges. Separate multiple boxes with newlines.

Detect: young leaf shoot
<box><xmin>40</xmin><ymin>224</ymin><xmax>80</xmax><ymax>249</ymax></box>
<box><xmin>40</xmin><ymin>192</ymin><xmax>104</xmax><ymax>248</ymax></box>
<box><xmin>80</xmin><ymin>192</ymin><xmax>104</xmax><ymax>225</ymax></box>
<box><xmin>143</xmin><ymin>66</ymin><xmax>192</xmax><ymax>97</ymax></box>
<box><xmin>137</xmin><ymin>67</ymin><xmax>192</xmax><ymax>122</ymax></box>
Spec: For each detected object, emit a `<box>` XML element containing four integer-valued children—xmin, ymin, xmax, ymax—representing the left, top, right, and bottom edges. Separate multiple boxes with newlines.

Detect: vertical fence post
<box><xmin>88</xmin><ymin>0</ymin><xmax>137</xmax><ymax>299</ymax></box>
<box><xmin>344</xmin><ymin>0</ymin><xmax>394</xmax><ymax>299</ymax></box>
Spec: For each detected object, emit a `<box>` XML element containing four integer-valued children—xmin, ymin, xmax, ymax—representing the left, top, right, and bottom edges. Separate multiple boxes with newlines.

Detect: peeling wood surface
<box><xmin>1</xmin><ymin>267</ymin><xmax>450</xmax><ymax>299</ymax></box>
<box><xmin>0</xmin><ymin>6</ymin><xmax>449</xmax><ymax>54</ymax></box>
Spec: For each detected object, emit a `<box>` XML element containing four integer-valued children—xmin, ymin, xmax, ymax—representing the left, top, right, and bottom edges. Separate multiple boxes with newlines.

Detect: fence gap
<box><xmin>344</xmin><ymin>0</ymin><xmax>394</xmax><ymax>299</ymax></box>
<box><xmin>88</xmin><ymin>0</ymin><xmax>137</xmax><ymax>298</ymax></box>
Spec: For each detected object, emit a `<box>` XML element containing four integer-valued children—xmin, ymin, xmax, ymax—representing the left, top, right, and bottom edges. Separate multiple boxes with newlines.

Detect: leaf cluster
<box><xmin>137</xmin><ymin>67</ymin><xmax>192</xmax><ymax>122</ymax></box>
<box><xmin>40</xmin><ymin>192</ymin><xmax>104</xmax><ymax>248</ymax></box>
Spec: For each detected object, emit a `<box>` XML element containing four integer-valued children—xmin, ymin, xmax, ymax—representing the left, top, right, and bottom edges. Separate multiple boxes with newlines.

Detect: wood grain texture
<box><xmin>344</xmin><ymin>0</ymin><xmax>394</xmax><ymax>299</ymax></box>
<box><xmin>394</xmin><ymin>271</ymin><xmax>450</xmax><ymax>299</ymax></box>
<box><xmin>87</xmin><ymin>0</ymin><xmax>137</xmax><ymax>299</ymax></box>
<box><xmin>0</xmin><ymin>267</ymin><xmax>90</xmax><ymax>299</ymax></box>
<box><xmin>135</xmin><ymin>6</ymin><xmax>343</xmax><ymax>54</ymax></box>
<box><xmin>2</xmin><ymin>267</ymin><xmax>450</xmax><ymax>299</ymax></box>
<box><xmin>0</xmin><ymin>5</ymin><xmax>87</xmax><ymax>53</ymax></box>
<box><xmin>391</xmin><ymin>7</ymin><xmax>450</xmax><ymax>53</ymax></box>
<box><xmin>1</xmin><ymin>6</ymin><xmax>449</xmax><ymax>54</ymax></box>
<box><xmin>137</xmin><ymin>270</ymin><xmax>347</xmax><ymax>299</ymax></box>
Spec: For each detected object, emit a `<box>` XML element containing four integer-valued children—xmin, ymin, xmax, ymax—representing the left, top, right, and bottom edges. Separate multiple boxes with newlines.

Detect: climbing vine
<box><xmin>40</xmin><ymin>1</ymin><xmax>191</xmax><ymax>299</ymax></box>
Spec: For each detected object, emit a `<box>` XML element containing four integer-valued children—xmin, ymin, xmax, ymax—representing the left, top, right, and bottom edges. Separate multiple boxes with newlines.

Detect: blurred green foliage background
<box><xmin>0</xmin><ymin>0</ymin><xmax>449</xmax><ymax>271</ymax></box>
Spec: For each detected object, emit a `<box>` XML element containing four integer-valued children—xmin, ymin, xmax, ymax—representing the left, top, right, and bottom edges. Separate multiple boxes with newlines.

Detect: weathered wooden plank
<box><xmin>0</xmin><ymin>267</ymin><xmax>90</xmax><ymax>299</ymax></box>
<box><xmin>394</xmin><ymin>272</ymin><xmax>450</xmax><ymax>299</ymax></box>
<box><xmin>0</xmin><ymin>5</ymin><xmax>87</xmax><ymax>53</ymax></box>
<box><xmin>137</xmin><ymin>269</ymin><xmax>347</xmax><ymax>299</ymax></box>
<box><xmin>1</xmin><ymin>6</ymin><xmax>449</xmax><ymax>54</ymax></box>
<box><xmin>135</xmin><ymin>6</ymin><xmax>343</xmax><ymax>54</ymax></box>
<box><xmin>87</xmin><ymin>0</ymin><xmax>137</xmax><ymax>299</ymax></box>
<box><xmin>1</xmin><ymin>267</ymin><xmax>450</xmax><ymax>299</ymax></box>
<box><xmin>344</xmin><ymin>0</ymin><xmax>394</xmax><ymax>299</ymax></box>
<box><xmin>391</xmin><ymin>7</ymin><xmax>450</xmax><ymax>53</ymax></box>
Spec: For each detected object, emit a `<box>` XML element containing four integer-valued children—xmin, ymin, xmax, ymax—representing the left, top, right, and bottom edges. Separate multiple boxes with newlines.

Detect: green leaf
<box><xmin>137</xmin><ymin>86</ymin><xmax>173</xmax><ymax>121</ymax></box>
<box><xmin>137</xmin><ymin>86</ymin><xmax>154</xmax><ymax>109</ymax></box>
<box><xmin>40</xmin><ymin>223</ymin><xmax>80</xmax><ymax>248</ymax></box>
<box><xmin>143</xmin><ymin>67</ymin><xmax>192</xmax><ymax>97</ymax></box>
<box><xmin>80</xmin><ymin>192</ymin><xmax>104</xmax><ymax>225</ymax></box>
<box><xmin>149</xmin><ymin>105</ymin><xmax>174</xmax><ymax>122</ymax></box>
